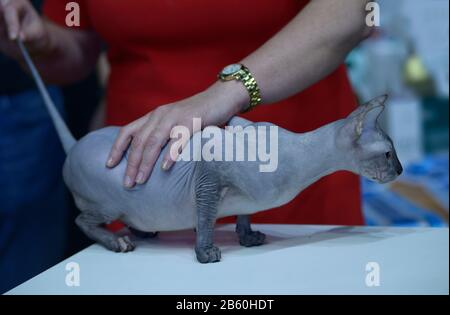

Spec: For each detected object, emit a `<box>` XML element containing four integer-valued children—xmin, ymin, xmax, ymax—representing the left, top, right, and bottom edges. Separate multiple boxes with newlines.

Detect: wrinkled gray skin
<box><xmin>60</xmin><ymin>95</ymin><xmax>402</xmax><ymax>263</ymax></box>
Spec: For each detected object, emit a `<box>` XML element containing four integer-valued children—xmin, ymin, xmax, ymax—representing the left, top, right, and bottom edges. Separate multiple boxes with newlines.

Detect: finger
<box><xmin>106</xmin><ymin>114</ymin><xmax>150</xmax><ymax>169</ymax></box>
<box><xmin>161</xmin><ymin>128</ymin><xmax>191</xmax><ymax>171</ymax></box>
<box><xmin>122</xmin><ymin>113</ymin><xmax>162</xmax><ymax>187</ymax></box>
<box><xmin>2</xmin><ymin>0</ymin><xmax>20</xmax><ymax>40</ymax></box>
<box><xmin>123</xmin><ymin>129</ymin><xmax>151</xmax><ymax>188</ymax></box>
<box><xmin>135</xmin><ymin>129</ymin><xmax>170</xmax><ymax>184</ymax></box>
<box><xmin>123</xmin><ymin>113</ymin><xmax>163</xmax><ymax>187</ymax></box>
<box><xmin>162</xmin><ymin>119</ymin><xmax>194</xmax><ymax>171</ymax></box>
<box><xmin>162</xmin><ymin>134</ymin><xmax>190</xmax><ymax>171</ymax></box>
<box><xmin>0</xmin><ymin>9</ymin><xmax>20</xmax><ymax>58</ymax></box>
<box><xmin>107</xmin><ymin>128</ymin><xmax>133</xmax><ymax>168</ymax></box>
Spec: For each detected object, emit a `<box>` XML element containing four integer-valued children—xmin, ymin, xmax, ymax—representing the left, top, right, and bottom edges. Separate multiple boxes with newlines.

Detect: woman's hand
<box><xmin>0</xmin><ymin>0</ymin><xmax>52</xmax><ymax>60</ymax></box>
<box><xmin>107</xmin><ymin>81</ymin><xmax>248</xmax><ymax>188</ymax></box>
<box><xmin>1</xmin><ymin>0</ymin><xmax>100</xmax><ymax>84</ymax></box>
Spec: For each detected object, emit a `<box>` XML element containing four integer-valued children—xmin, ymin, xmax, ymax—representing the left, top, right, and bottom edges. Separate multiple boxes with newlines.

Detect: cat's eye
<box><xmin>385</xmin><ymin>151</ymin><xmax>392</xmax><ymax>159</ymax></box>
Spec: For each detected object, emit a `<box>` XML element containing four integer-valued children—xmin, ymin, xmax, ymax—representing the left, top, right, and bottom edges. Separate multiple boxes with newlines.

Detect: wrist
<box><xmin>207</xmin><ymin>80</ymin><xmax>250</xmax><ymax>115</ymax></box>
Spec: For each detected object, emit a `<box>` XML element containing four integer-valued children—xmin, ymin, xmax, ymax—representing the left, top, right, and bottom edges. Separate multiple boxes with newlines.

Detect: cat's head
<box><xmin>338</xmin><ymin>95</ymin><xmax>403</xmax><ymax>184</ymax></box>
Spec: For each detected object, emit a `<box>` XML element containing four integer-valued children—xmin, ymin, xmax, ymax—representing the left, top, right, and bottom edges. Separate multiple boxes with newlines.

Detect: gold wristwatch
<box><xmin>218</xmin><ymin>63</ymin><xmax>262</xmax><ymax>113</ymax></box>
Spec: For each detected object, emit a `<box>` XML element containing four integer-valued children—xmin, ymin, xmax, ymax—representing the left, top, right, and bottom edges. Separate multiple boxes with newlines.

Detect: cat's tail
<box><xmin>18</xmin><ymin>40</ymin><xmax>76</xmax><ymax>154</ymax></box>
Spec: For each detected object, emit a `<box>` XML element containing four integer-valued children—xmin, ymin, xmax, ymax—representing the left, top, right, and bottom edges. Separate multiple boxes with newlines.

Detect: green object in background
<box><xmin>404</xmin><ymin>53</ymin><xmax>436</xmax><ymax>97</ymax></box>
<box><xmin>422</xmin><ymin>96</ymin><xmax>449</xmax><ymax>154</ymax></box>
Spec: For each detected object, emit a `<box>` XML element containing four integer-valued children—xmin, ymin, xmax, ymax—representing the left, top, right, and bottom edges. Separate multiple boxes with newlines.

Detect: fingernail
<box><xmin>106</xmin><ymin>157</ymin><xmax>113</xmax><ymax>167</ymax></box>
<box><xmin>124</xmin><ymin>176</ymin><xmax>133</xmax><ymax>188</ymax></box>
<box><xmin>136</xmin><ymin>171</ymin><xmax>145</xmax><ymax>184</ymax></box>
<box><xmin>162</xmin><ymin>160</ymin><xmax>169</xmax><ymax>170</ymax></box>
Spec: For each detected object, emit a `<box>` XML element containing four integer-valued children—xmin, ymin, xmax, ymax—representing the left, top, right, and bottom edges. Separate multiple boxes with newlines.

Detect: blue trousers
<box><xmin>0</xmin><ymin>87</ymin><xmax>68</xmax><ymax>293</ymax></box>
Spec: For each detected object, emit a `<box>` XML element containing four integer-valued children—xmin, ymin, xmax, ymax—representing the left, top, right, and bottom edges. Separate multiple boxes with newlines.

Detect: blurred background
<box><xmin>0</xmin><ymin>0</ymin><xmax>448</xmax><ymax>293</ymax></box>
<box><xmin>346</xmin><ymin>0</ymin><xmax>449</xmax><ymax>227</ymax></box>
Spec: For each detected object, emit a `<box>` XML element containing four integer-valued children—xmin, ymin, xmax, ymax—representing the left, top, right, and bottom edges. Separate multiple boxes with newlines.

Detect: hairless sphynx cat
<box><xmin>37</xmin><ymin>90</ymin><xmax>400</xmax><ymax>263</ymax></box>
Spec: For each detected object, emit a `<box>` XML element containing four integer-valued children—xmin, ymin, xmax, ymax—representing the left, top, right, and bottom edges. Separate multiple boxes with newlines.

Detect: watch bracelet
<box><xmin>238</xmin><ymin>67</ymin><xmax>262</xmax><ymax>112</ymax></box>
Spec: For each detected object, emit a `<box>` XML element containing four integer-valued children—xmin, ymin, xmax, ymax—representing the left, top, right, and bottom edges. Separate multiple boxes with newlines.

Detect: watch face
<box><xmin>222</xmin><ymin>64</ymin><xmax>242</xmax><ymax>75</ymax></box>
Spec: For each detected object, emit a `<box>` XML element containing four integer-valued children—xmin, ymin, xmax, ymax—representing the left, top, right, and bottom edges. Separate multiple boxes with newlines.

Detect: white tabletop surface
<box><xmin>6</xmin><ymin>224</ymin><xmax>449</xmax><ymax>295</ymax></box>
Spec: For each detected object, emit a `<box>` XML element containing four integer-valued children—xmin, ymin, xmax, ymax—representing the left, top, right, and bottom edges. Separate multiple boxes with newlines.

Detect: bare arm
<box><xmin>241</xmin><ymin>0</ymin><xmax>372</xmax><ymax>104</ymax></box>
<box><xmin>108</xmin><ymin>0</ymin><xmax>373</xmax><ymax>188</ymax></box>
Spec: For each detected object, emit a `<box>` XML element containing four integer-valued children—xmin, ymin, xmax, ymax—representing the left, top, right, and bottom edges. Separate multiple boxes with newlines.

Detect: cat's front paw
<box><xmin>239</xmin><ymin>231</ymin><xmax>266</xmax><ymax>247</ymax></box>
<box><xmin>195</xmin><ymin>245</ymin><xmax>221</xmax><ymax>263</ymax></box>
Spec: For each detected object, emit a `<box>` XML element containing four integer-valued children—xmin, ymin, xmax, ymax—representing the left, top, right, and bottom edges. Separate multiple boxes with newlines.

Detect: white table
<box><xmin>6</xmin><ymin>224</ymin><xmax>449</xmax><ymax>295</ymax></box>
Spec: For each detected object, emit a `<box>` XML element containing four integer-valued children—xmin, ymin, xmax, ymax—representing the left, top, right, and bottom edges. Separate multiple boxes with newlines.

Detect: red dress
<box><xmin>44</xmin><ymin>0</ymin><xmax>364</xmax><ymax>225</ymax></box>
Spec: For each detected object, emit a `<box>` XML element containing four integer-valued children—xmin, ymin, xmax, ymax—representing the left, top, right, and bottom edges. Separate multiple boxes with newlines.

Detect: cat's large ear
<box><xmin>338</xmin><ymin>95</ymin><xmax>388</xmax><ymax>147</ymax></box>
<box><xmin>365</xmin><ymin>94</ymin><xmax>388</xmax><ymax>109</ymax></box>
<box><xmin>355</xmin><ymin>95</ymin><xmax>387</xmax><ymax>137</ymax></box>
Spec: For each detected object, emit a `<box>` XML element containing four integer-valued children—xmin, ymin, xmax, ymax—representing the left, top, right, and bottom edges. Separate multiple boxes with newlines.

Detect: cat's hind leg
<box><xmin>75</xmin><ymin>211</ymin><xmax>135</xmax><ymax>252</ymax></box>
<box><xmin>236</xmin><ymin>215</ymin><xmax>266</xmax><ymax>247</ymax></box>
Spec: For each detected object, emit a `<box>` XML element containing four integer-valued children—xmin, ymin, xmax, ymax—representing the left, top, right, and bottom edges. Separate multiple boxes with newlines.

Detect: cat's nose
<box><xmin>396</xmin><ymin>164</ymin><xmax>403</xmax><ymax>175</ymax></box>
